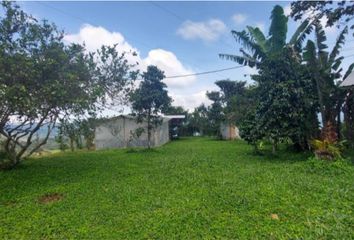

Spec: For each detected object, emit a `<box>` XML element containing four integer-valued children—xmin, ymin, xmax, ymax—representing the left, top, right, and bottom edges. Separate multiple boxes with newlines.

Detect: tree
<box><xmin>57</xmin><ymin>119</ymin><xmax>82</xmax><ymax>152</ymax></box>
<box><xmin>219</xmin><ymin>5</ymin><xmax>319</xmax><ymax>152</ymax></box>
<box><xmin>164</xmin><ymin>105</ymin><xmax>187</xmax><ymax>115</ymax></box>
<box><xmin>0</xmin><ymin>2</ymin><xmax>137</xmax><ymax>169</ymax></box>
<box><xmin>55</xmin><ymin>124</ymin><xmax>69</xmax><ymax>151</ymax></box>
<box><xmin>342</xmin><ymin>66</ymin><xmax>354</xmax><ymax>147</ymax></box>
<box><xmin>130</xmin><ymin>65</ymin><xmax>172</xmax><ymax>149</ymax></box>
<box><xmin>291</xmin><ymin>1</ymin><xmax>354</xmax><ymax>34</ymax></box>
<box><xmin>206</xmin><ymin>91</ymin><xmax>225</xmax><ymax>137</ymax></box>
<box><xmin>79</xmin><ymin>118</ymin><xmax>97</xmax><ymax>150</ymax></box>
<box><xmin>303</xmin><ymin>21</ymin><xmax>349</xmax><ymax>140</ymax></box>
<box><xmin>343</xmin><ymin>89</ymin><xmax>354</xmax><ymax>146</ymax></box>
<box><xmin>214</xmin><ymin>80</ymin><xmax>256</xmax><ymax>124</ymax></box>
<box><xmin>243</xmin><ymin>48</ymin><xmax>318</xmax><ymax>153</ymax></box>
<box><xmin>56</xmin><ymin>117</ymin><xmax>97</xmax><ymax>151</ymax></box>
<box><xmin>188</xmin><ymin>104</ymin><xmax>210</xmax><ymax>136</ymax></box>
<box><xmin>219</xmin><ymin>5</ymin><xmax>315</xmax><ymax>68</ymax></box>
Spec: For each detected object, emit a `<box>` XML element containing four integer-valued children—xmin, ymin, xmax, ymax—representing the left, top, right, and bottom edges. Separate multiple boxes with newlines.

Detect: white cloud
<box><xmin>320</xmin><ymin>16</ymin><xmax>337</xmax><ymax>36</ymax></box>
<box><xmin>255</xmin><ymin>22</ymin><xmax>265</xmax><ymax>32</ymax></box>
<box><xmin>64</xmin><ymin>24</ymin><xmax>200</xmax><ymax>111</ymax></box>
<box><xmin>245</xmin><ymin>66</ymin><xmax>258</xmax><ymax>77</ymax></box>
<box><xmin>299</xmin><ymin>9</ymin><xmax>337</xmax><ymax>36</ymax></box>
<box><xmin>143</xmin><ymin>49</ymin><xmax>196</xmax><ymax>89</ymax></box>
<box><xmin>176</xmin><ymin>19</ymin><xmax>226</xmax><ymax>42</ymax></box>
<box><xmin>64</xmin><ymin>24</ymin><xmax>138</xmax><ymax>54</ymax></box>
<box><xmin>169</xmin><ymin>90</ymin><xmax>212</xmax><ymax>111</ymax></box>
<box><xmin>232</xmin><ymin>14</ymin><xmax>247</xmax><ymax>25</ymax></box>
<box><xmin>284</xmin><ymin>4</ymin><xmax>292</xmax><ymax>17</ymax></box>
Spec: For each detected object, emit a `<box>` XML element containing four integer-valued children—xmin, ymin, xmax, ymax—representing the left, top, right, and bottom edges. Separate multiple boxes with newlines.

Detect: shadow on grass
<box><xmin>245</xmin><ymin>147</ymin><xmax>311</xmax><ymax>163</ymax></box>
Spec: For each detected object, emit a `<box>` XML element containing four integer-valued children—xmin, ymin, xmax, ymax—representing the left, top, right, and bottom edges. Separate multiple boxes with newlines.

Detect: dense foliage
<box><xmin>219</xmin><ymin>4</ymin><xmax>353</xmax><ymax>155</ymax></box>
<box><xmin>291</xmin><ymin>1</ymin><xmax>354</xmax><ymax>34</ymax></box>
<box><xmin>241</xmin><ymin>48</ymin><xmax>318</xmax><ymax>152</ymax></box>
<box><xmin>130</xmin><ymin>65</ymin><xmax>172</xmax><ymax>148</ymax></box>
<box><xmin>0</xmin><ymin>2</ymin><xmax>137</xmax><ymax>169</ymax></box>
<box><xmin>56</xmin><ymin>118</ymin><xmax>97</xmax><ymax>151</ymax></box>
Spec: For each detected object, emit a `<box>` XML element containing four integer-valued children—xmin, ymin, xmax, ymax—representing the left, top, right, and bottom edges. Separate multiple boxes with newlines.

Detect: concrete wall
<box><xmin>95</xmin><ymin>116</ymin><xmax>170</xmax><ymax>150</ymax></box>
<box><xmin>220</xmin><ymin>123</ymin><xmax>240</xmax><ymax>140</ymax></box>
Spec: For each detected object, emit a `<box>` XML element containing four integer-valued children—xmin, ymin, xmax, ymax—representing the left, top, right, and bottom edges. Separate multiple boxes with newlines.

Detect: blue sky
<box><xmin>19</xmin><ymin>1</ymin><xmax>354</xmax><ymax>113</ymax></box>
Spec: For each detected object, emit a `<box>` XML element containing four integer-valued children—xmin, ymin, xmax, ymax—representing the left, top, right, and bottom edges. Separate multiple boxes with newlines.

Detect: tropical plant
<box><xmin>303</xmin><ymin>21</ymin><xmax>349</xmax><ymax>139</ymax></box>
<box><xmin>291</xmin><ymin>1</ymin><xmax>354</xmax><ymax>35</ymax></box>
<box><xmin>311</xmin><ymin>139</ymin><xmax>343</xmax><ymax>160</ymax></box>
<box><xmin>219</xmin><ymin>5</ymin><xmax>315</xmax><ymax>68</ymax></box>
<box><xmin>250</xmin><ymin>48</ymin><xmax>318</xmax><ymax>153</ymax></box>
<box><xmin>220</xmin><ymin>5</ymin><xmax>320</xmax><ymax>152</ymax></box>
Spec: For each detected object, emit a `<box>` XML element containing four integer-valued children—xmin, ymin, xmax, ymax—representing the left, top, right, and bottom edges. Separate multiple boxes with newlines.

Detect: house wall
<box><xmin>95</xmin><ymin>117</ymin><xmax>170</xmax><ymax>150</ymax></box>
<box><xmin>220</xmin><ymin>123</ymin><xmax>240</xmax><ymax>140</ymax></box>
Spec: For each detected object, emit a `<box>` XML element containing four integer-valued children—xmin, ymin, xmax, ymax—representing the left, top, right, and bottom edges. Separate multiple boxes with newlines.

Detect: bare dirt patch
<box><xmin>38</xmin><ymin>193</ymin><xmax>64</xmax><ymax>204</ymax></box>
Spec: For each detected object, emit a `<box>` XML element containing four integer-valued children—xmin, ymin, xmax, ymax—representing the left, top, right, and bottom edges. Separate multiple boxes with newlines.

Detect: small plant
<box><xmin>311</xmin><ymin>139</ymin><xmax>343</xmax><ymax>160</ymax></box>
<box><xmin>127</xmin><ymin>127</ymin><xmax>145</xmax><ymax>148</ymax></box>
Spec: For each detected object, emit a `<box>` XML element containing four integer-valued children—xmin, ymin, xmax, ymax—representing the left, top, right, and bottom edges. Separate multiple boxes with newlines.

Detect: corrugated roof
<box><xmin>98</xmin><ymin>114</ymin><xmax>185</xmax><ymax>124</ymax></box>
<box><xmin>340</xmin><ymin>71</ymin><xmax>354</xmax><ymax>87</ymax></box>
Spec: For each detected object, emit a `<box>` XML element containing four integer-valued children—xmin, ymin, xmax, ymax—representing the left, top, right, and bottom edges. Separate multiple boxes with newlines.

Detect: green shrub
<box><xmin>311</xmin><ymin>139</ymin><xmax>344</xmax><ymax>160</ymax></box>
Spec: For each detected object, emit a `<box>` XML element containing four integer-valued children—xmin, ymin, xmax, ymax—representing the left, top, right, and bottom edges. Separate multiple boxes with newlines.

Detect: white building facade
<box><xmin>95</xmin><ymin>115</ymin><xmax>183</xmax><ymax>149</ymax></box>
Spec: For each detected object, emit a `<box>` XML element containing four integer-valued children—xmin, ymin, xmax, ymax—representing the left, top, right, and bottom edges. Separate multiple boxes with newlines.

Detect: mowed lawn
<box><xmin>0</xmin><ymin>138</ymin><xmax>353</xmax><ymax>239</ymax></box>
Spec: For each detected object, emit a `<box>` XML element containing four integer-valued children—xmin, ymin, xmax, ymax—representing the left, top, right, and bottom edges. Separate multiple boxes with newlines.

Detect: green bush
<box><xmin>311</xmin><ymin>139</ymin><xmax>344</xmax><ymax>160</ymax></box>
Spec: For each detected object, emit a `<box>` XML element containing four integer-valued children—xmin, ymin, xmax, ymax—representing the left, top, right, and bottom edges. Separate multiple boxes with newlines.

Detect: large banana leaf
<box><xmin>218</xmin><ymin>53</ymin><xmax>258</xmax><ymax>68</ymax></box>
<box><xmin>268</xmin><ymin>5</ymin><xmax>288</xmax><ymax>53</ymax></box>
<box><xmin>289</xmin><ymin>19</ymin><xmax>314</xmax><ymax>52</ymax></box>
<box><xmin>343</xmin><ymin>63</ymin><xmax>354</xmax><ymax>80</ymax></box>
<box><xmin>246</xmin><ymin>26</ymin><xmax>268</xmax><ymax>54</ymax></box>
<box><xmin>328</xmin><ymin>26</ymin><xmax>348</xmax><ymax>65</ymax></box>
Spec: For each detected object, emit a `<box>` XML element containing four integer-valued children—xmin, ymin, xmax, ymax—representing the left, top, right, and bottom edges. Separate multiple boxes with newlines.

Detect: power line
<box><xmin>36</xmin><ymin>1</ymin><xmax>238</xmax><ymax>81</ymax></box>
<box><xmin>35</xmin><ymin>1</ymin><xmax>156</xmax><ymax>50</ymax></box>
<box><xmin>149</xmin><ymin>1</ymin><xmax>235</xmax><ymax>80</ymax></box>
<box><xmin>134</xmin><ymin>65</ymin><xmax>246</xmax><ymax>81</ymax></box>
<box><xmin>161</xmin><ymin>51</ymin><xmax>353</xmax><ymax>79</ymax></box>
<box><xmin>165</xmin><ymin>65</ymin><xmax>246</xmax><ymax>78</ymax></box>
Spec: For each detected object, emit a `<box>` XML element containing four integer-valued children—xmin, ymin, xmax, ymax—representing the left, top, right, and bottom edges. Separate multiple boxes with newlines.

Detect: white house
<box><xmin>220</xmin><ymin>122</ymin><xmax>240</xmax><ymax>140</ymax></box>
<box><xmin>94</xmin><ymin>115</ymin><xmax>184</xmax><ymax>150</ymax></box>
<box><xmin>340</xmin><ymin>71</ymin><xmax>354</xmax><ymax>88</ymax></box>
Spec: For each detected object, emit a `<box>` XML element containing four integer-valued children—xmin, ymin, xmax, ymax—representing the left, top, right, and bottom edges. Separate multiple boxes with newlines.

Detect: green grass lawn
<box><xmin>1</xmin><ymin>138</ymin><xmax>353</xmax><ymax>239</ymax></box>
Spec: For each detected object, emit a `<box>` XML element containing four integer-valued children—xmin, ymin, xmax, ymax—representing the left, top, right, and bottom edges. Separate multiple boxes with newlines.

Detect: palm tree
<box><xmin>219</xmin><ymin>5</ymin><xmax>314</xmax><ymax>68</ymax></box>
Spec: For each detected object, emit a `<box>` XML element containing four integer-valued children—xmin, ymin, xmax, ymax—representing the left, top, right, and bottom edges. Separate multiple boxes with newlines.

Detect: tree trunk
<box><xmin>147</xmin><ymin>109</ymin><xmax>151</xmax><ymax>149</ymax></box>
<box><xmin>1</xmin><ymin>152</ymin><xmax>20</xmax><ymax>170</ymax></box>
<box><xmin>272</xmin><ymin>140</ymin><xmax>277</xmax><ymax>155</ymax></box>
<box><xmin>70</xmin><ymin>138</ymin><xmax>74</xmax><ymax>152</ymax></box>
<box><xmin>337</xmin><ymin>106</ymin><xmax>341</xmax><ymax>140</ymax></box>
<box><xmin>344</xmin><ymin>90</ymin><xmax>354</xmax><ymax>147</ymax></box>
<box><xmin>314</xmin><ymin>75</ymin><xmax>326</xmax><ymax>127</ymax></box>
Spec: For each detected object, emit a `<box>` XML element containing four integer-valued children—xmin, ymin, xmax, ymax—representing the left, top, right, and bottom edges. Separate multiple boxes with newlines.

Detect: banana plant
<box><xmin>219</xmin><ymin>5</ymin><xmax>315</xmax><ymax>69</ymax></box>
<box><xmin>303</xmin><ymin>19</ymin><xmax>348</xmax><ymax>132</ymax></box>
